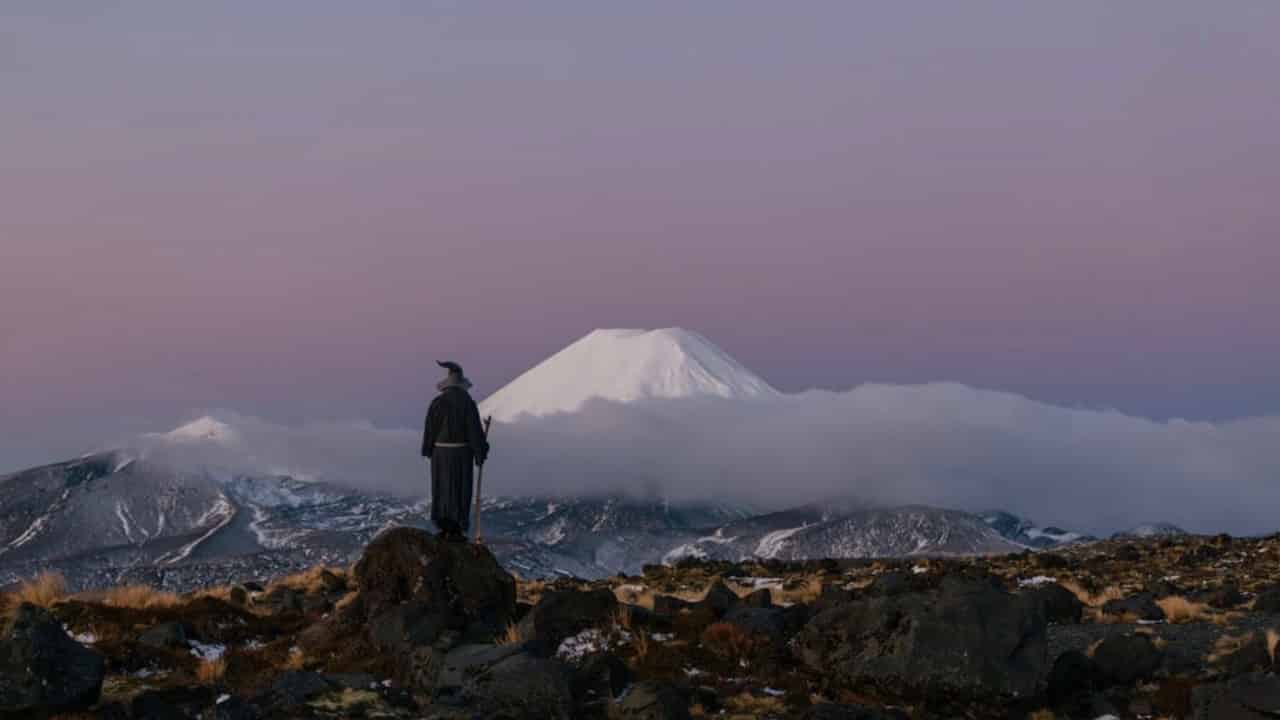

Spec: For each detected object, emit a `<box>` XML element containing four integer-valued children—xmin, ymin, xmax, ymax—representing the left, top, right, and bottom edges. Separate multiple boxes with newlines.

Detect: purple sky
<box><xmin>4</xmin><ymin>2</ymin><xmax>1280</xmax><ymax>471</ymax></box>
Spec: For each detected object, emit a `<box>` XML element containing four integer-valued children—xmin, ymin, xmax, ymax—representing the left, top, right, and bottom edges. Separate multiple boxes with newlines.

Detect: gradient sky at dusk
<box><xmin>4</xmin><ymin>2</ymin><xmax>1280</xmax><ymax>471</ymax></box>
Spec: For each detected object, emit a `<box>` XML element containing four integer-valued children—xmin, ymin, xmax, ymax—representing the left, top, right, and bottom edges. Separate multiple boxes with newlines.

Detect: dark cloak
<box><xmin>422</xmin><ymin>385</ymin><xmax>490</xmax><ymax>533</ymax></box>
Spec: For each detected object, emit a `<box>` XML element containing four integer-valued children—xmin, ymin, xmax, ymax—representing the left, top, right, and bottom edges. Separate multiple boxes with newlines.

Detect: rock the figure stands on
<box><xmin>421</xmin><ymin>361</ymin><xmax>489</xmax><ymax>542</ymax></box>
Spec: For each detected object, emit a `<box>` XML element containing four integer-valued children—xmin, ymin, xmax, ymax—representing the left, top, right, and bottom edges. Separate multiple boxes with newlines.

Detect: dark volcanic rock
<box><xmin>435</xmin><ymin>643</ymin><xmax>573</xmax><ymax>719</ymax></box>
<box><xmin>1092</xmin><ymin>634</ymin><xmax>1163</xmax><ymax>685</ymax></box>
<box><xmin>1102</xmin><ymin>592</ymin><xmax>1166</xmax><ymax>621</ymax></box>
<box><xmin>614</xmin><ymin>681</ymin><xmax>691</xmax><ymax>720</ymax></box>
<box><xmin>520</xmin><ymin>587</ymin><xmax>618</xmax><ymax>657</ymax></box>
<box><xmin>131</xmin><ymin>686</ymin><xmax>218</xmax><ymax>720</ymax></box>
<box><xmin>252</xmin><ymin>671</ymin><xmax>336</xmax><ymax>714</ymax></box>
<box><xmin>138</xmin><ymin>621</ymin><xmax>191</xmax><ymax>650</ymax></box>
<box><xmin>352</xmin><ymin>527</ymin><xmax>516</xmax><ymax>640</ymax></box>
<box><xmin>1254</xmin><ymin>586</ymin><xmax>1280</xmax><ymax>613</ymax></box>
<box><xmin>742</xmin><ymin>588</ymin><xmax>773</xmax><ymax>608</ymax></box>
<box><xmin>0</xmin><ymin>603</ymin><xmax>105</xmax><ymax>713</ymax></box>
<box><xmin>652</xmin><ymin>594</ymin><xmax>692</xmax><ymax>616</ymax></box>
<box><xmin>697</xmin><ymin>579</ymin><xmax>739</xmax><ymax>618</ymax></box>
<box><xmin>1046</xmin><ymin>650</ymin><xmax>1103</xmax><ymax>704</ymax></box>
<box><xmin>1195</xmin><ymin>582</ymin><xmax>1245</xmax><ymax>610</ymax></box>
<box><xmin>572</xmin><ymin>652</ymin><xmax>632</xmax><ymax>719</ymax></box>
<box><xmin>1192</xmin><ymin>672</ymin><xmax>1280</xmax><ymax>719</ymax></box>
<box><xmin>798</xmin><ymin>578</ymin><xmax>1047</xmax><ymax>701</ymax></box>
<box><xmin>1026</xmin><ymin>583</ymin><xmax>1084</xmax><ymax>624</ymax></box>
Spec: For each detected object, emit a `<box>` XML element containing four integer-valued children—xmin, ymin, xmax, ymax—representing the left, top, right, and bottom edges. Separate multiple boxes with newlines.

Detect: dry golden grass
<box><xmin>613</xmin><ymin>605</ymin><xmax>635</xmax><ymax>632</ymax></box>
<box><xmin>701</xmin><ymin>621</ymin><xmax>755</xmax><ymax>660</ymax></box>
<box><xmin>1157</xmin><ymin>596</ymin><xmax>1209</xmax><ymax>624</ymax></box>
<box><xmin>1027</xmin><ymin>710</ymin><xmax>1057</xmax><ymax>720</ymax></box>
<box><xmin>269</xmin><ymin>565</ymin><xmax>347</xmax><ymax>595</ymax></box>
<box><xmin>12</xmin><ymin>572</ymin><xmax>68</xmax><ymax>609</ymax></box>
<box><xmin>1209</xmin><ymin>632</ymin><xmax>1254</xmax><ymax>664</ymax></box>
<box><xmin>723</xmin><ymin>692</ymin><xmax>786</xmax><ymax>717</ymax></box>
<box><xmin>283</xmin><ymin>646</ymin><xmax>307</xmax><ymax>671</ymax></box>
<box><xmin>1060</xmin><ymin>580</ymin><xmax>1124</xmax><ymax>608</ymax></box>
<box><xmin>87</xmin><ymin>584</ymin><xmax>182</xmax><ymax>610</ymax></box>
<box><xmin>1267</xmin><ymin>629</ymin><xmax>1279</xmax><ymax>664</ymax></box>
<box><xmin>517</xmin><ymin>579</ymin><xmax>547</xmax><ymax>606</ymax></box>
<box><xmin>1086</xmin><ymin>639</ymin><xmax>1105</xmax><ymax>658</ymax></box>
<box><xmin>196</xmin><ymin>657</ymin><xmax>227</xmax><ymax>685</ymax></box>
<box><xmin>495</xmin><ymin>621</ymin><xmax>527</xmax><ymax>646</ymax></box>
<box><xmin>633</xmin><ymin>628</ymin><xmax>651</xmax><ymax>661</ymax></box>
<box><xmin>772</xmin><ymin>577</ymin><xmax>824</xmax><ymax>606</ymax></box>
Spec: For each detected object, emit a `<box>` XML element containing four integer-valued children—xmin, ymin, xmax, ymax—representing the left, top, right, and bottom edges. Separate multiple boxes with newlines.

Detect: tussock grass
<box><xmin>12</xmin><ymin>572</ymin><xmax>68</xmax><ymax>609</ymax></box>
<box><xmin>87</xmin><ymin>584</ymin><xmax>182</xmax><ymax>610</ymax></box>
<box><xmin>701</xmin><ymin>621</ymin><xmax>755</xmax><ymax>661</ymax></box>
<box><xmin>1027</xmin><ymin>710</ymin><xmax>1057</xmax><ymax>720</ymax></box>
<box><xmin>724</xmin><ymin>692</ymin><xmax>786</xmax><ymax>716</ymax></box>
<box><xmin>196</xmin><ymin>657</ymin><xmax>227</xmax><ymax>685</ymax></box>
<box><xmin>1267</xmin><ymin>629</ymin><xmax>1279</xmax><ymax>664</ymax></box>
<box><xmin>1209</xmin><ymin>632</ymin><xmax>1254</xmax><ymax>664</ymax></box>
<box><xmin>269</xmin><ymin>565</ymin><xmax>347</xmax><ymax>595</ymax></box>
<box><xmin>495</xmin><ymin>621</ymin><xmax>527</xmax><ymax>646</ymax></box>
<box><xmin>1060</xmin><ymin>580</ymin><xmax>1124</xmax><ymax>608</ymax></box>
<box><xmin>1157</xmin><ymin>596</ymin><xmax>1209</xmax><ymax>624</ymax></box>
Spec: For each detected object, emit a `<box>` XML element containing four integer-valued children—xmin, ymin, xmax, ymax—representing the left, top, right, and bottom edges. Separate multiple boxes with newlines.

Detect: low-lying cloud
<box><xmin>134</xmin><ymin>383</ymin><xmax>1280</xmax><ymax>536</ymax></box>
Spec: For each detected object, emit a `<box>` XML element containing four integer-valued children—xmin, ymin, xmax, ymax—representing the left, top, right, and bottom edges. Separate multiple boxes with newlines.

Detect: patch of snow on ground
<box><xmin>651</xmin><ymin>633</ymin><xmax>674</xmax><ymax>642</ymax></box>
<box><xmin>555</xmin><ymin>628</ymin><xmax>606</xmax><ymax>663</ymax></box>
<box><xmin>216</xmin><ymin>694</ymin><xmax>231</xmax><ymax>705</ymax></box>
<box><xmin>1018</xmin><ymin>576</ymin><xmax>1057</xmax><ymax>587</ymax></box>
<box><xmin>911</xmin><ymin>564</ymin><xmax>928</xmax><ymax>575</ymax></box>
<box><xmin>189</xmin><ymin>641</ymin><xmax>227</xmax><ymax>661</ymax></box>
<box><xmin>755</xmin><ymin>525</ymin><xmax>806</xmax><ymax>559</ymax></box>
<box><xmin>729</xmin><ymin>576</ymin><xmax>783</xmax><ymax>590</ymax></box>
<box><xmin>763</xmin><ymin>687</ymin><xmax>786</xmax><ymax>697</ymax></box>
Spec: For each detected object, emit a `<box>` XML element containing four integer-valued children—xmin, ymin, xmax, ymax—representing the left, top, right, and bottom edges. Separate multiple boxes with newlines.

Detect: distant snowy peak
<box><xmin>480</xmin><ymin>328</ymin><xmax>779</xmax><ymax>422</ymax></box>
<box><xmin>150</xmin><ymin>416</ymin><xmax>241</xmax><ymax>445</ymax></box>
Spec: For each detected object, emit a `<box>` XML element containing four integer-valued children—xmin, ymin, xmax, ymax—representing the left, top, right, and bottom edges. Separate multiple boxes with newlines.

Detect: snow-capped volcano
<box><xmin>149</xmin><ymin>416</ymin><xmax>241</xmax><ymax>445</ymax></box>
<box><xmin>480</xmin><ymin>328</ymin><xmax>778</xmax><ymax>422</ymax></box>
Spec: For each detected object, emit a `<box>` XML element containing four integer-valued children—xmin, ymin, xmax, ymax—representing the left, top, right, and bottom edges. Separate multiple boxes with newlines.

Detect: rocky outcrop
<box><xmin>1091</xmin><ymin>633</ymin><xmax>1163</xmax><ymax>685</ymax></box>
<box><xmin>518</xmin><ymin>587</ymin><xmax>618</xmax><ymax>656</ymax></box>
<box><xmin>797</xmin><ymin>577</ymin><xmax>1047</xmax><ymax>701</ymax></box>
<box><xmin>351</xmin><ymin>527</ymin><xmax>516</xmax><ymax>640</ymax></box>
<box><xmin>434</xmin><ymin>643</ymin><xmax>574</xmax><ymax>719</ymax></box>
<box><xmin>0</xmin><ymin>603</ymin><xmax>105</xmax><ymax>713</ymax></box>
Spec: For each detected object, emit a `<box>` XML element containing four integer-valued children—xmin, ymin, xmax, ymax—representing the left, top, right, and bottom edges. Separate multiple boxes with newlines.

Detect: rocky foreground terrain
<box><xmin>4</xmin><ymin>531</ymin><xmax>1280</xmax><ymax>719</ymax></box>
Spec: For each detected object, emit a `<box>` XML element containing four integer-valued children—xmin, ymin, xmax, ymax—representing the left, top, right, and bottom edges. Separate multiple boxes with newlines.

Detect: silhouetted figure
<box><xmin>422</xmin><ymin>361</ymin><xmax>489</xmax><ymax>542</ymax></box>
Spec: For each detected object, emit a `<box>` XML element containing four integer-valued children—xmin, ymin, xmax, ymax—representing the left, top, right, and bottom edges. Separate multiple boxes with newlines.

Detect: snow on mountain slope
<box><xmin>480</xmin><ymin>328</ymin><xmax>778</xmax><ymax>421</ymax></box>
<box><xmin>152</xmin><ymin>417</ymin><xmax>241</xmax><ymax>444</ymax></box>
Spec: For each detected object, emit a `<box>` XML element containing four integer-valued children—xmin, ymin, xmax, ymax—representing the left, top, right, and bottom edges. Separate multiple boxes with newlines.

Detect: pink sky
<box><xmin>3</xmin><ymin>2</ymin><xmax>1279</xmax><ymax>469</ymax></box>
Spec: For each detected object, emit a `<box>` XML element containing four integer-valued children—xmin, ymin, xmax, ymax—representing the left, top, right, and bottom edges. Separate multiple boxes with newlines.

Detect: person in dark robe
<box><xmin>422</xmin><ymin>361</ymin><xmax>489</xmax><ymax>542</ymax></box>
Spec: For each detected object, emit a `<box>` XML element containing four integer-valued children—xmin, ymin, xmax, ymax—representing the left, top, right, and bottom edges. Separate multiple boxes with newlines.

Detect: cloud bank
<box><xmin>133</xmin><ymin>383</ymin><xmax>1280</xmax><ymax>536</ymax></box>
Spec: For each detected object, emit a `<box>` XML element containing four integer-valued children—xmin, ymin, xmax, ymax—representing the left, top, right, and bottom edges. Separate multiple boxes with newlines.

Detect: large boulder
<box><xmin>138</xmin><ymin>621</ymin><xmax>192</xmax><ymax>650</ymax></box>
<box><xmin>1102</xmin><ymin>592</ymin><xmax>1166</xmax><ymax>622</ymax></box>
<box><xmin>1025</xmin><ymin>583</ymin><xmax>1084</xmax><ymax>624</ymax></box>
<box><xmin>1091</xmin><ymin>634</ymin><xmax>1163</xmax><ymax>686</ymax></box>
<box><xmin>435</xmin><ymin>643</ymin><xmax>573</xmax><ymax>719</ymax></box>
<box><xmin>614</xmin><ymin>681</ymin><xmax>692</xmax><ymax>720</ymax></box>
<box><xmin>0</xmin><ymin>603</ymin><xmax>106</xmax><ymax>713</ymax></box>
<box><xmin>1045</xmin><ymin>650</ymin><xmax>1104</xmax><ymax>704</ymax></box>
<box><xmin>352</xmin><ymin>527</ymin><xmax>517</xmax><ymax>640</ymax></box>
<box><xmin>797</xmin><ymin>578</ymin><xmax>1047</xmax><ymax>701</ymax></box>
<box><xmin>519</xmin><ymin>587</ymin><xmax>618</xmax><ymax>657</ymax></box>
